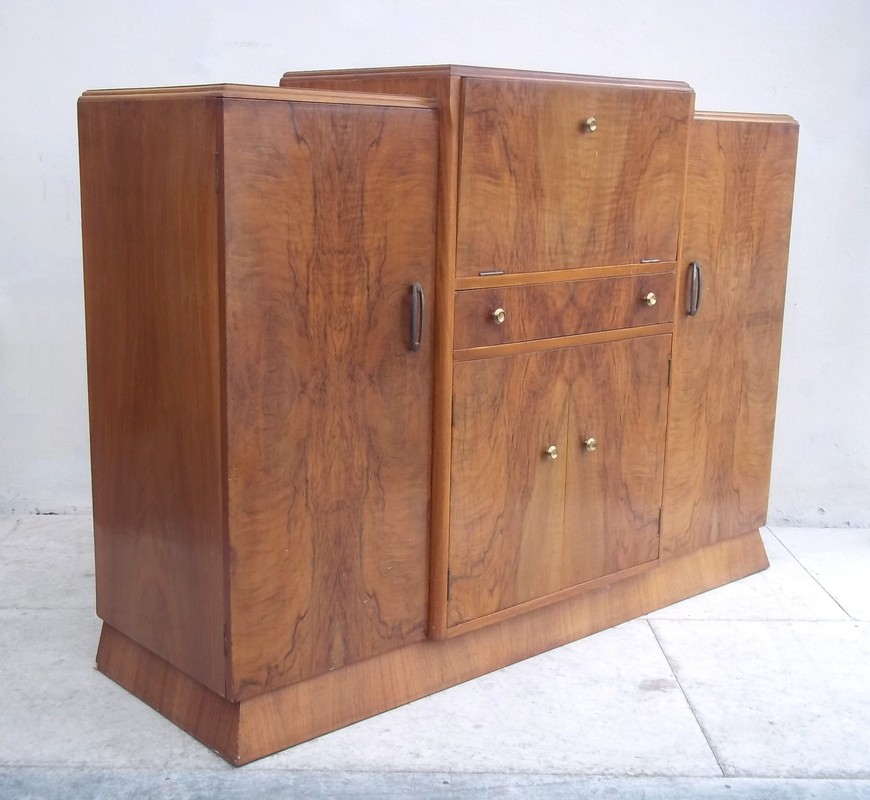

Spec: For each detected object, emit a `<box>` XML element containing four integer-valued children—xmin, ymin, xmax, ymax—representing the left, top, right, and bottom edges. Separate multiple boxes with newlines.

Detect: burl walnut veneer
<box><xmin>78</xmin><ymin>66</ymin><xmax>798</xmax><ymax>765</ymax></box>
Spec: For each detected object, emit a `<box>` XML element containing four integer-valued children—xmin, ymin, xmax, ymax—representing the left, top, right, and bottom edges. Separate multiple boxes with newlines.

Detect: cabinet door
<box><xmin>456</xmin><ymin>78</ymin><xmax>692</xmax><ymax>277</ymax></box>
<box><xmin>222</xmin><ymin>99</ymin><xmax>439</xmax><ymax>697</ymax></box>
<box><xmin>448</xmin><ymin>350</ymin><xmax>569</xmax><ymax>626</ymax></box>
<box><xmin>447</xmin><ymin>335</ymin><xmax>669</xmax><ymax>629</ymax></box>
<box><xmin>661</xmin><ymin>114</ymin><xmax>798</xmax><ymax>558</ymax></box>
<box><xmin>562</xmin><ymin>335</ymin><xmax>670</xmax><ymax>584</ymax></box>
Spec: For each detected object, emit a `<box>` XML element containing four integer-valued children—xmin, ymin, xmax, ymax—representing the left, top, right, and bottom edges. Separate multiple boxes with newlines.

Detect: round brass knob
<box><xmin>492</xmin><ymin>307</ymin><xmax>506</xmax><ymax>324</ymax></box>
<box><xmin>643</xmin><ymin>292</ymin><xmax>657</xmax><ymax>307</ymax></box>
<box><xmin>546</xmin><ymin>445</ymin><xmax>559</xmax><ymax>460</ymax></box>
<box><xmin>583</xmin><ymin>437</ymin><xmax>598</xmax><ymax>452</ymax></box>
<box><xmin>583</xmin><ymin>117</ymin><xmax>598</xmax><ymax>133</ymax></box>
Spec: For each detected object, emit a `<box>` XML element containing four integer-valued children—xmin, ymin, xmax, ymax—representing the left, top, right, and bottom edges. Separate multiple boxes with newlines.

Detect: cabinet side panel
<box><xmin>223</xmin><ymin>100</ymin><xmax>438</xmax><ymax>698</ymax></box>
<box><xmin>79</xmin><ymin>97</ymin><xmax>226</xmax><ymax>694</ymax></box>
<box><xmin>662</xmin><ymin>116</ymin><xmax>798</xmax><ymax>557</ymax></box>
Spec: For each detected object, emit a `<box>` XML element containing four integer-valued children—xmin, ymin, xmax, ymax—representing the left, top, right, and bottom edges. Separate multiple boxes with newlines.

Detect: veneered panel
<box><xmin>222</xmin><ymin>99</ymin><xmax>439</xmax><ymax>697</ymax></box>
<box><xmin>448</xmin><ymin>349</ymin><xmax>569</xmax><ymax>625</ymax></box>
<box><xmin>79</xmin><ymin>97</ymin><xmax>226</xmax><ymax>695</ymax></box>
<box><xmin>662</xmin><ymin>115</ymin><xmax>798</xmax><ymax>557</ymax></box>
<box><xmin>456</xmin><ymin>78</ymin><xmax>692</xmax><ymax>276</ymax></box>
<box><xmin>449</xmin><ymin>335</ymin><xmax>669</xmax><ymax>627</ymax></box>
<box><xmin>563</xmin><ymin>335</ymin><xmax>670</xmax><ymax>583</ymax></box>
<box><xmin>453</xmin><ymin>272</ymin><xmax>675</xmax><ymax>349</ymax></box>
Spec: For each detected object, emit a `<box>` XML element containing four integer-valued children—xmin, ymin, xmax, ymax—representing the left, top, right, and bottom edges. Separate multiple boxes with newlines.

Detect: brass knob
<box><xmin>492</xmin><ymin>307</ymin><xmax>506</xmax><ymax>324</ymax></box>
<box><xmin>583</xmin><ymin>437</ymin><xmax>598</xmax><ymax>452</ymax></box>
<box><xmin>582</xmin><ymin>117</ymin><xmax>598</xmax><ymax>133</ymax></box>
<box><xmin>642</xmin><ymin>292</ymin><xmax>657</xmax><ymax>307</ymax></box>
<box><xmin>546</xmin><ymin>445</ymin><xmax>559</xmax><ymax>460</ymax></box>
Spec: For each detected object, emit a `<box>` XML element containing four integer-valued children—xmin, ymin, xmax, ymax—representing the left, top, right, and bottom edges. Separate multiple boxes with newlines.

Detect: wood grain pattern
<box><xmin>661</xmin><ymin>115</ymin><xmax>798</xmax><ymax>558</ymax></box>
<box><xmin>221</xmin><ymin>99</ymin><xmax>439</xmax><ymax>698</ymax></box>
<box><xmin>279</xmin><ymin>68</ymin><xmax>463</xmax><ymax>641</ymax></box>
<box><xmin>456</xmin><ymin>78</ymin><xmax>693</xmax><ymax>276</ymax></box>
<box><xmin>448</xmin><ymin>349</ymin><xmax>570</xmax><ymax>625</ymax></box>
<box><xmin>279</xmin><ymin>70</ymin><xmax>452</xmax><ymax>104</ymax></box>
<box><xmin>96</xmin><ymin>623</ymin><xmax>239</xmax><ymax>757</ymax></box>
<box><xmin>455</xmin><ymin>261</ymin><xmax>675</xmax><ymax>290</ymax></box>
<box><xmin>79</xmin><ymin>97</ymin><xmax>227</xmax><ymax>695</ymax></box>
<box><xmin>448</xmin><ymin>335</ymin><xmax>669</xmax><ymax>627</ymax></box>
<box><xmin>453</xmin><ymin>273</ymin><xmax>675</xmax><ymax>349</ymax></box>
<box><xmin>562</xmin><ymin>335</ymin><xmax>670</xmax><ymax>583</ymax></box>
<box><xmin>427</xmin><ymin>77</ymin><xmax>463</xmax><ymax>639</ymax></box>
<box><xmin>97</xmin><ymin>529</ymin><xmax>768</xmax><ymax>766</ymax></box>
<box><xmin>453</xmin><ymin>323</ymin><xmax>674</xmax><ymax>362</ymax></box>
<box><xmin>81</xmin><ymin>83</ymin><xmax>437</xmax><ymax>108</ymax></box>
<box><xmin>281</xmin><ymin>64</ymin><xmax>692</xmax><ymax>93</ymax></box>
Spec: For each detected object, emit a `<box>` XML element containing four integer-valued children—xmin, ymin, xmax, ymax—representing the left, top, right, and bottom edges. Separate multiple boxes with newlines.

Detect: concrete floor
<box><xmin>1</xmin><ymin>516</ymin><xmax>869</xmax><ymax>800</ymax></box>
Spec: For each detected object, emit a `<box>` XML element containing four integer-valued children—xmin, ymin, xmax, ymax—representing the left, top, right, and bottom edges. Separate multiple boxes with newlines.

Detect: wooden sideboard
<box><xmin>78</xmin><ymin>66</ymin><xmax>798</xmax><ymax>765</ymax></box>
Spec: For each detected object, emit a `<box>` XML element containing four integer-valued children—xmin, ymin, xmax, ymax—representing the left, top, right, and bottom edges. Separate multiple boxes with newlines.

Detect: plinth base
<box><xmin>96</xmin><ymin>529</ymin><xmax>769</xmax><ymax>766</ymax></box>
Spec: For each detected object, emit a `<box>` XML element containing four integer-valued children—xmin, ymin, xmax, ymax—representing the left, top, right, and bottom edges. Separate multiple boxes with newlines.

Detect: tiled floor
<box><xmin>1</xmin><ymin>516</ymin><xmax>869</xmax><ymax>799</ymax></box>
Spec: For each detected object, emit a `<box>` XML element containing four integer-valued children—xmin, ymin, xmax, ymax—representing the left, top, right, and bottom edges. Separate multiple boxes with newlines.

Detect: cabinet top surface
<box><xmin>694</xmin><ymin>109</ymin><xmax>798</xmax><ymax>126</ymax></box>
<box><xmin>280</xmin><ymin>64</ymin><xmax>694</xmax><ymax>93</ymax></box>
<box><xmin>78</xmin><ymin>83</ymin><xmax>437</xmax><ymax>109</ymax></box>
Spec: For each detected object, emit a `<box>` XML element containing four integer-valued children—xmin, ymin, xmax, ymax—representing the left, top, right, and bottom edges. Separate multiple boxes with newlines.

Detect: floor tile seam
<box><xmin>647</xmin><ymin>617</ymin><xmax>866</xmax><ymax>627</ymax></box>
<box><xmin>260</xmin><ymin>770</ymin><xmax>870</xmax><ymax>779</ymax></box>
<box><xmin>647</xmin><ymin>615</ymin><xmax>852</xmax><ymax>622</ymax></box>
<box><xmin>0</xmin><ymin>517</ymin><xmax>24</xmax><ymax>539</ymax></box>
<box><xmin>644</xmin><ymin>618</ymin><xmax>727</xmax><ymax>778</ymax></box>
<box><xmin>207</xmin><ymin>771</ymin><xmax>870</xmax><ymax>782</ymax></box>
<box><xmin>769</xmin><ymin>529</ymin><xmax>856</xmax><ymax>620</ymax></box>
<box><xmin>251</xmin><ymin>767</ymin><xmax>725</xmax><ymax>777</ymax></box>
<box><xmin>2</xmin><ymin>516</ymin><xmax>93</xmax><ymax>523</ymax></box>
<box><xmin>707</xmin><ymin>770</ymin><xmax>870</xmax><ymax>781</ymax></box>
<box><xmin>2</xmin><ymin>515</ymin><xmax>92</xmax><ymax>526</ymax></box>
<box><xmin>0</xmin><ymin>605</ymin><xmax>97</xmax><ymax>611</ymax></box>
<box><xmin>9</xmin><ymin>764</ymin><xmax>870</xmax><ymax>782</ymax></box>
<box><xmin>0</xmin><ymin>764</ymin><xmax>233</xmax><ymax>777</ymax></box>
<box><xmin>0</xmin><ymin>763</ymin><xmax>721</xmax><ymax>778</ymax></box>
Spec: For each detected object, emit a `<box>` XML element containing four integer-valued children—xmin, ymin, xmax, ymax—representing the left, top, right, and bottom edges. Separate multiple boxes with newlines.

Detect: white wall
<box><xmin>1</xmin><ymin>0</ymin><xmax>868</xmax><ymax>524</ymax></box>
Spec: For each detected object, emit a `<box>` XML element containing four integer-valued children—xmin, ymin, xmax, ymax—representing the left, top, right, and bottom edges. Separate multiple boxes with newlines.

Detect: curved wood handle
<box><xmin>409</xmin><ymin>282</ymin><xmax>424</xmax><ymax>351</ymax></box>
<box><xmin>689</xmin><ymin>261</ymin><xmax>703</xmax><ymax>317</ymax></box>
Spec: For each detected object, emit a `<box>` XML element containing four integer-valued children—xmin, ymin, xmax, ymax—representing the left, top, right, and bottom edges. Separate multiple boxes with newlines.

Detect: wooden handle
<box><xmin>689</xmin><ymin>261</ymin><xmax>702</xmax><ymax>317</ymax></box>
<box><xmin>410</xmin><ymin>283</ymin><xmax>424</xmax><ymax>351</ymax></box>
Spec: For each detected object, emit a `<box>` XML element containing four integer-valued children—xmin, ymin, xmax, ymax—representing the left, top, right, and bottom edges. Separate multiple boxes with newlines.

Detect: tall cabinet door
<box><xmin>661</xmin><ymin>114</ymin><xmax>799</xmax><ymax>558</ymax></box>
<box><xmin>222</xmin><ymin>98</ymin><xmax>439</xmax><ymax>698</ymax></box>
<box><xmin>448</xmin><ymin>349</ymin><xmax>570</xmax><ymax>627</ymax></box>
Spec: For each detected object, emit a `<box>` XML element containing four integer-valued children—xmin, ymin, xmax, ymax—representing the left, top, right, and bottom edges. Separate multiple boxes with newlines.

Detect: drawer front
<box><xmin>454</xmin><ymin>273</ymin><xmax>676</xmax><ymax>349</ymax></box>
<box><xmin>456</xmin><ymin>78</ymin><xmax>692</xmax><ymax>277</ymax></box>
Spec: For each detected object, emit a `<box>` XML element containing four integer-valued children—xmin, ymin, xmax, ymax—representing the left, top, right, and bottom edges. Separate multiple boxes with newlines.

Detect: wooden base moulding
<box><xmin>96</xmin><ymin>529</ymin><xmax>768</xmax><ymax>766</ymax></box>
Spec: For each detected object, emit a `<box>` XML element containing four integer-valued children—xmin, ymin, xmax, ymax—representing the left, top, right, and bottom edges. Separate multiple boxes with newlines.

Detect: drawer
<box><xmin>453</xmin><ymin>273</ymin><xmax>675</xmax><ymax>349</ymax></box>
<box><xmin>456</xmin><ymin>77</ymin><xmax>692</xmax><ymax>277</ymax></box>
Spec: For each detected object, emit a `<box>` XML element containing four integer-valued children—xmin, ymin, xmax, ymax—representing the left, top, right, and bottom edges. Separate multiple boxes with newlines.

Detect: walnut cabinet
<box><xmin>79</xmin><ymin>66</ymin><xmax>798</xmax><ymax>765</ymax></box>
